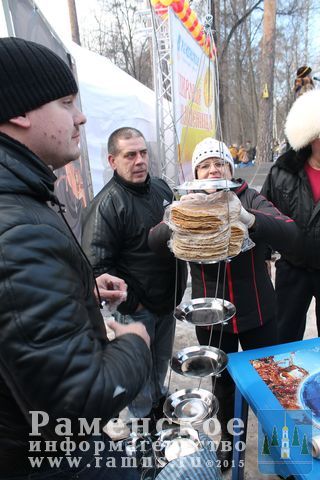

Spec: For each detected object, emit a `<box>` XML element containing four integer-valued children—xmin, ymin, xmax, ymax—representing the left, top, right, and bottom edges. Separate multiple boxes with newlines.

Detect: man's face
<box><xmin>108</xmin><ymin>136</ymin><xmax>149</xmax><ymax>183</ymax></box>
<box><xmin>27</xmin><ymin>95</ymin><xmax>86</xmax><ymax>170</ymax></box>
<box><xmin>196</xmin><ymin>157</ymin><xmax>232</xmax><ymax>180</ymax></box>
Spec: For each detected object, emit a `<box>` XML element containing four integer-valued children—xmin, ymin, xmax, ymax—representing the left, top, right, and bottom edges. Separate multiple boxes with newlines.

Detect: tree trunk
<box><xmin>218</xmin><ymin>0</ymin><xmax>228</xmax><ymax>140</ymax></box>
<box><xmin>67</xmin><ymin>0</ymin><xmax>81</xmax><ymax>45</ymax></box>
<box><xmin>244</xmin><ymin>14</ymin><xmax>258</xmax><ymax>145</ymax></box>
<box><xmin>256</xmin><ymin>0</ymin><xmax>276</xmax><ymax>164</ymax></box>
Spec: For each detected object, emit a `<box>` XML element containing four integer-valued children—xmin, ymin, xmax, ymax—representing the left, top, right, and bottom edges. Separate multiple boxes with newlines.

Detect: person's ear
<box><xmin>8</xmin><ymin>114</ymin><xmax>31</xmax><ymax>128</ymax></box>
<box><xmin>108</xmin><ymin>153</ymin><xmax>116</xmax><ymax>171</ymax></box>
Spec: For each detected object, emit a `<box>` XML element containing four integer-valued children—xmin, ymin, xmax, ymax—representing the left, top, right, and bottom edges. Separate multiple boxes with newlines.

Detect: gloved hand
<box><xmin>239</xmin><ymin>205</ymin><xmax>255</xmax><ymax>228</ymax></box>
<box><xmin>148</xmin><ymin>222</ymin><xmax>172</xmax><ymax>257</ymax></box>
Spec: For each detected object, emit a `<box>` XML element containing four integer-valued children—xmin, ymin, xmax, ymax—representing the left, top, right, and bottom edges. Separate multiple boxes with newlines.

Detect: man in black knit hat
<box><xmin>0</xmin><ymin>37</ymin><xmax>150</xmax><ymax>479</ymax></box>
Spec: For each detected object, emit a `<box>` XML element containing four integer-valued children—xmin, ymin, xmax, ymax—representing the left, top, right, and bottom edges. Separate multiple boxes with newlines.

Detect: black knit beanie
<box><xmin>0</xmin><ymin>37</ymin><xmax>78</xmax><ymax>123</ymax></box>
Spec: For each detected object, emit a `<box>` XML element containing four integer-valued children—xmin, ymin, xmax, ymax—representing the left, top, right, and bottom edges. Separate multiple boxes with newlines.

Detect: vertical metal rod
<box><xmin>2</xmin><ymin>0</ymin><xmax>15</xmax><ymax>36</ymax></box>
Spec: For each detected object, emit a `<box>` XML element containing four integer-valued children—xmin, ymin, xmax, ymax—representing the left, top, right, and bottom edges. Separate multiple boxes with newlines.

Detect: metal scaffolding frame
<box><xmin>151</xmin><ymin>11</ymin><xmax>178</xmax><ymax>188</ymax></box>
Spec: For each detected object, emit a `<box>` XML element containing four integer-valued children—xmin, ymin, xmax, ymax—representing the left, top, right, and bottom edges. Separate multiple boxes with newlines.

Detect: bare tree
<box><xmin>191</xmin><ymin>0</ymin><xmax>316</xmax><ymax>150</ymax></box>
<box><xmin>192</xmin><ymin>0</ymin><xmax>263</xmax><ymax>142</ymax></box>
<box><xmin>81</xmin><ymin>0</ymin><xmax>153</xmax><ymax>88</ymax></box>
<box><xmin>273</xmin><ymin>0</ymin><xmax>315</xmax><ymax>144</ymax></box>
<box><xmin>68</xmin><ymin>0</ymin><xmax>81</xmax><ymax>45</ymax></box>
<box><xmin>256</xmin><ymin>0</ymin><xmax>277</xmax><ymax>163</ymax></box>
<box><xmin>77</xmin><ymin>0</ymin><xmax>318</xmax><ymax>149</ymax></box>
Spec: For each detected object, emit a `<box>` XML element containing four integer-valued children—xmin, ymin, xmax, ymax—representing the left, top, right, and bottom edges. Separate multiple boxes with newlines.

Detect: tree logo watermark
<box><xmin>258</xmin><ymin>409</ymin><xmax>313</xmax><ymax>476</ymax></box>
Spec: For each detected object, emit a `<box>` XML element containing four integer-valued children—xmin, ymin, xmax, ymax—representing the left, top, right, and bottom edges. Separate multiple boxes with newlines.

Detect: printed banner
<box><xmin>170</xmin><ymin>10</ymin><xmax>216</xmax><ymax>181</ymax></box>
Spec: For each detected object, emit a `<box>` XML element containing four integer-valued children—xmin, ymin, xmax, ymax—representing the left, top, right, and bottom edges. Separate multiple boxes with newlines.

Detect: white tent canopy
<box><xmin>67</xmin><ymin>42</ymin><xmax>158</xmax><ymax>196</ymax></box>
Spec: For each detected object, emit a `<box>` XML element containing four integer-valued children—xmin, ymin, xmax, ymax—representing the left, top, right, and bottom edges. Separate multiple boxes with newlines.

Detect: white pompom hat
<box><xmin>192</xmin><ymin>138</ymin><xmax>235</xmax><ymax>178</ymax></box>
<box><xmin>285</xmin><ymin>89</ymin><xmax>320</xmax><ymax>151</ymax></box>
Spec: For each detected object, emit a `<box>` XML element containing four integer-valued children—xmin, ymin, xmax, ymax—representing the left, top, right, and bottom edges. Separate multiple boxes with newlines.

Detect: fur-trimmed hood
<box><xmin>285</xmin><ymin>89</ymin><xmax>320</xmax><ymax>151</ymax></box>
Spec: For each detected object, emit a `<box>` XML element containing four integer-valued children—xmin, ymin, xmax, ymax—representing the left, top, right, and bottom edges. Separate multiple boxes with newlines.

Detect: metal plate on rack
<box><xmin>153</xmin><ymin>427</ymin><xmax>201</xmax><ymax>466</ymax></box>
<box><xmin>171</xmin><ymin>346</ymin><xmax>228</xmax><ymax>378</ymax></box>
<box><xmin>163</xmin><ymin>388</ymin><xmax>218</xmax><ymax>425</ymax></box>
<box><xmin>174</xmin><ymin>297</ymin><xmax>236</xmax><ymax>326</ymax></box>
<box><xmin>173</xmin><ymin>179</ymin><xmax>241</xmax><ymax>194</ymax></box>
<box><xmin>175</xmin><ymin>254</ymin><xmax>236</xmax><ymax>264</ymax></box>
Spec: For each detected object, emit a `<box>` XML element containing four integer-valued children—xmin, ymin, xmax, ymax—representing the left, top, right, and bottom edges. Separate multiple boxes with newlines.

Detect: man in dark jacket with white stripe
<box><xmin>82</xmin><ymin>127</ymin><xmax>187</xmax><ymax>424</ymax></box>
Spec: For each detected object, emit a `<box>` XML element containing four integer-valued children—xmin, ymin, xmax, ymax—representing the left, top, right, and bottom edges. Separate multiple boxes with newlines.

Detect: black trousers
<box><xmin>275</xmin><ymin>259</ymin><xmax>320</xmax><ymax>344</ymax></box>
<box><xmin>196</xmin><ymin>317</ymin><xmax>278</xmax><ymax>387</ymax></box>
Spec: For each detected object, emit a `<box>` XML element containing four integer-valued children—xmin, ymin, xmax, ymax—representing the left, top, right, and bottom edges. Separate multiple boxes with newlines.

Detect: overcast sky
<box><xmin>36</xmin><ymin>0</ymin><xmax>319</xmax><ymax>71</ymax></box>
<box><xmin>35</xmin><ymin>0</ymin><xmax>99</xmax><ymax>42</ymax></box>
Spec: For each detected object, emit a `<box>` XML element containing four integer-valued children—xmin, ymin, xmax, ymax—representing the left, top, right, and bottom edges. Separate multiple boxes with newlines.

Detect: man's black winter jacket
<box><xmin>82</xmin><ymin>172</ymin><xmax>187</xmax><ymax>315</ymax></box>
<box><xmin>0</xmin><ymin>133</ymin><xmax>151</xmax><ymax>475</ymax></box>
<box><xmin>261</xmin><ymin>148</ymin><xmax>320</xmax><ymax>270</ymax></box>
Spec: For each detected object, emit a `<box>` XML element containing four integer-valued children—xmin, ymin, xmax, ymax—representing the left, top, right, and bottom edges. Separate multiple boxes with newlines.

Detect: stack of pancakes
<box><xmin>229</xmin><ymin>222</ymin><xmax>246</xmax><ymax>256</ymax></box>
<box><xmin>168</xmin><ymin>192</ymin><xmax>245</xmax><ymax>262</ymax></box>
<box><xmin>171</xmin><ymin>203</ymin><xmax>227</xmax><ymax>233</ymax></box>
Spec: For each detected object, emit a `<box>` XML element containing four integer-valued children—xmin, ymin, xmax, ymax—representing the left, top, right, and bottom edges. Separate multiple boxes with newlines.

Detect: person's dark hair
<box><xmin>296</xmin><ymin>65</ymin><xmax>312</xmax><ymax>79</ymax></box>
<box><xmin>108</xmin><ymin>127</ymin><xmax>145</xmax><ymax>156</ymax></box>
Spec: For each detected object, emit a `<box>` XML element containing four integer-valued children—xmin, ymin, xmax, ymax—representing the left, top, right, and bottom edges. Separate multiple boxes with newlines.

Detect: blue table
<box><xmin>227</xmin><ymin>337</ymin><xmax>320</xmax><ymax>479</ymax></box>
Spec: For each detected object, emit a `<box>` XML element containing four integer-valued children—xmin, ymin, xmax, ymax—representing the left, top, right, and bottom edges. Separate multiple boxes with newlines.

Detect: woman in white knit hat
<box><xmin>261</xmin><ymin>89</ymin><xmax>320</xmax><ymax>345</ymax></box>
<box><xmin>149</xmin><ymin>137</ymin><xmax>300</xmax><ymax>471</ymax></box>
<box><xmin>189</xmin><ymin>138</ymin><xmax>301</xmax><ymax>470</ymax></box>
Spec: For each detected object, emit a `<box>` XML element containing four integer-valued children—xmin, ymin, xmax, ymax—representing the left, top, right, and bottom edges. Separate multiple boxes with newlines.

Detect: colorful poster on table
<box><xmin>251</xmin><ymin>348</ymin><xmax>320</xmax><ymax>475</ymax></box>
<box><xmin>169</xmin><ymin>9</ymin><xmax>216</xmax><ymax>182</ymax></box>
<box><xmin>251</xmin><ymin>346</ymin><xmax>320</xmax><ymax>422</ymax></box>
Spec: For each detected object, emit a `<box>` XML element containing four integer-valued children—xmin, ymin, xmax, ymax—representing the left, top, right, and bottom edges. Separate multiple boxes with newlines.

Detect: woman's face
<box><xmin>195</xmin><ymin>157</ymin><xmax>232</xmax><ymax>180</ymax></box>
